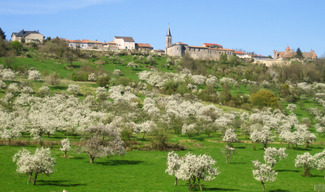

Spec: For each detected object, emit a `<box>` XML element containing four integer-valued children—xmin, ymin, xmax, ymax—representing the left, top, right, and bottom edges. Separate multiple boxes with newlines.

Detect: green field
<box><xmin>1</xmin><ymin>51</ymin><xmax>325</xmax><ymax>192</ymax></box>
<box><xmin>1</xmin><ymin>140</ymin><xmax>325</xmax><ymax>192</ymax></box>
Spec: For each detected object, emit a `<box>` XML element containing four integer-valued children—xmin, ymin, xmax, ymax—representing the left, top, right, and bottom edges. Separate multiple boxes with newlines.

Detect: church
<box><xmin>273</xmin><ymin>46</ymin><xmax>317</xmax><ymax>60</ymax></box>
<box><xmin>165</xmin><ymin>27</ymin><xmax>234</xmax><ymax>60</ymax></box>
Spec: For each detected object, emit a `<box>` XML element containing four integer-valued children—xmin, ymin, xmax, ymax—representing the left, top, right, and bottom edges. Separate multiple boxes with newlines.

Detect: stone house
<box><xmin>165</xmin><ymin>27</ymin><xmax>234</xmax><ymax>60</ymax></box>
<box><xmin>152</xmin><ymin>49</ymin><xmax>165</xmax><ymax>55</ymax></box>
<box><xmin>11</xmin><ymin>30</ymin><xmax>44</xmax><ymax>43</ymax></box>
<box><xmin>66</xmin><ymin>39</ymin><xmax>103</xmax><ymax>50</ymax></box>
<box><xmin>102</xmin><ymin>42</ymin><xmax>118</xmax><ymax>50</ymax></box>
<box><xmin>135</xmin><ymin>43</ymin><xmax>153</xmax><ymax>52</ymax></box>
<box><xmin>113</xmin><ymin>36</ymin><xmax>135</xmax><ymax>50</ymax></box>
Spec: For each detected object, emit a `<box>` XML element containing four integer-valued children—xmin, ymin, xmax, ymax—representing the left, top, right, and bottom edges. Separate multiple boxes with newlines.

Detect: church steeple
<box><xmin>165</xmin><ymin>26</ymin><xmax>172</xmax><ymax>53</ymax></box>
<box><xmin>167</xmin><ymin>27</ymin><xmax>171</xmax><ymax>36</ymax></box>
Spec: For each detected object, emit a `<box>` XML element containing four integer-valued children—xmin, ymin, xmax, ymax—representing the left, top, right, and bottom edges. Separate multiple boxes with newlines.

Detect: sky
<box><xmin>0</xmin><ymin>0</ymin><xmax>324</xmax><ymax>57</ymax></box>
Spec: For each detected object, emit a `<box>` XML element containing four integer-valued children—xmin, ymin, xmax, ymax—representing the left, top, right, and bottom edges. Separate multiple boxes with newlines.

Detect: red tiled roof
<box><xmin>188</xmin><ymin>46</ymin><xmax>208</xmax><ymax>49</ymax></box>
<box><xmin>175</xmin><ymin>42</ymin><xmax>188</xmax><ymax>45</ymax></box>
<box><xmin>136</xmin><ymin>43</ymin><xmax>153</xmax><ymax>48</ymax></box>
<box><xmin>286</xmin><ymin>45</ymin><xmax>290</xmax><ymax>52</ymax></box>
<box><xmin>234</xmin><ymin>51</ymin><xmax>245</xmax><ymax>55</ymax></box>
<box><xmin>67</xmin><ymin>39</ymin><xmax>103</xmax><ymax>44</ymax></box>
<box><xmin>203</xmin><ymin>43</ymin><xmax>222</xmax><ymax>47</ymax></box>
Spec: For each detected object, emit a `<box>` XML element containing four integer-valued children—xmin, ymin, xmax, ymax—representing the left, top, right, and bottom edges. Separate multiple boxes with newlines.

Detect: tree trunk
<box><xmin>33</xmin><ymin>173</ymin><xmax>38</xmax><ymax>185</ymax></box>
<box><xmin>8</xmin><ymin>139</ymin><xmax>11</xmax><ymax>146</ymax></box>
<box><xmin>174</xmin><ymin>177</ymin><xmax>177</xmax><ymax>186</ymax></box>
<box><xmin>188</xmin><ymin>178</ymin><xmax>192</xmax><ymax>191</ymax></box>
<box><xmin>226</xmin><ymin>155</ymin><xmax>229</xmax><ymax>164</ymax></box>
<box><xmin>192</xmin><ymin>177</ymin><xmax>196</xmax><ymax>184</ymax></box>
<box><xmin>198</xmin><ymin>178</ymin><xmax>202</xmax><ymax>191</ymax></box>
<box><xmin>253</xmin><ymin>143</ymin><xmax>256</xmax><ymax>150</ymax></box>
<box><xmin>64</xmin><ymin>151</ymin><xmax>67</xmax><ymax>158</ymax></box>
<box><xmin>28</xmin><ymin>173</ymin><xmax>32</xmax><ymax>184</ymax></box>
<box><xmin>261</xmin><ymin>181</ymin><xmax>265</xmax><ymax>191</ymax></box>
<box><xmin>142</xmin><ymin>133</ymin><xmax>146</xmax><ymax>140</ymax></box>
<box><xmin>303</xmin><ymin>167</ymin><xmax>311</xmax><ymax>177</ymax></box>
<box><xmin>263</xmin><ymin>143</ymin><xmax>267</xmax><ymax>149</ymax></box>
<box><xmin>90</xmin><ymin>155</ymin><xmax>95</xmax><ymax>163</ymax></box>
<box><xmin>39</xmin><ymin>138</ymin><xmax>43</xmax><ymax>147</ymax></box>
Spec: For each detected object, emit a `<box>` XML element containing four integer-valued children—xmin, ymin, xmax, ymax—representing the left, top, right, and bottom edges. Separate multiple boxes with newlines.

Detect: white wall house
<box><xmin>113</xmin><ymin>36</ymin><xmax>135</xmax><ymax>50</ymax></box>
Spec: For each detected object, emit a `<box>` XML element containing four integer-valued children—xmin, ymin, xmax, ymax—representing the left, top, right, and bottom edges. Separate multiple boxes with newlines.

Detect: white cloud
<box><xmin>0</xmin><ymin>0</ymin><xmax>120</xmax><ymax>15</ymax></box>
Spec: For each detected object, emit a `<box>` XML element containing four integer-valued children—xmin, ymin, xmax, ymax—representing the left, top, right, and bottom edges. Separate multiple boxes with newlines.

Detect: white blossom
<box><xmin>28</xmin><ymin>70</ymin><xmax>42</xmax><ymax>81</ymax></box>
<box><xmin>60</xmin><ymin>138</ymin><xmax>71</xmax><ymax>158</ymax></box>
<box><xmin>88</xmin><ymin>73</ymin><xmax>96</xmax><ymax>81</ymax></box>
<box><xmin>295</xmin><ymin>152</ymin><xmax>316</xmax><ymax>177</ymax></box>
<box><xmin>67</xmin><ymin>84</ymin><xmax>80</xmax><ymax>95</ymax></box>
<box><xmin>264</xmin><ymin>147</ymin><xmax>287</xmax><ymax>167</ymax></box>
<box><xmin>222</xmin><ymin>129</ymin><xmax>238</xmax><ymax>146</ymax></box>
<box><xmin>252</xmin><ymin>160</ymin><xmax>277</xmax><ymax>191</ymax></box>
<box><xmin>13</xmin><ymin>148</ymin><xmax>55</xmax><ymax>185</ymax></box>
<box><xmin>2</xmin><ymin>68</ymin><xmax>15</xmax><ymax>81</ymax></box>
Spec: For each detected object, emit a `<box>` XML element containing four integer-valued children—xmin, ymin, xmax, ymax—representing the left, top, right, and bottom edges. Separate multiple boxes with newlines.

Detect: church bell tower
<box><xmin>165</xmin><ymin>26</ymin><xmax>172</xmax><ymax>53</ymax></box>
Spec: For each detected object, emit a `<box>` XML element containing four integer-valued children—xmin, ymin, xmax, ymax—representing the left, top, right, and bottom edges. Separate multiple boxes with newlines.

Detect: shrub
<box><xmin>250</xmin><ymin>89</ymin><xmax>279</xmax><ymax>108</ymax></box>
<box><xmin>38</xmin><ymin>86</ymin><xmax>50</xmax><ymax>97</ymax></box>
<box><xmin>96</xmin><ymin>74</ymin><xmax>111</xmax><ymax>87</ymax></box>
<box><xmin>45</xmin><ymin>72</ymin><xmax>61</xmax><ymax>86</ymax></box>
<box><xmin>71</xmin><ymin>71</ymin><xmax>88</xmax><ymax>81</ymax></box>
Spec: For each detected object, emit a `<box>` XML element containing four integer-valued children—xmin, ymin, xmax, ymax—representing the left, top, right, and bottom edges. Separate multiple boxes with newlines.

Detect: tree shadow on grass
<box><xmin>311</xmin><ymin>174</ymin><xmax>324</xmax><ymax>178</ymax></box>
<box><xmin>229</xmin><ymin>162</ymin><xmax>246</xmax><ymax>165</ymax></box>
<box><xmin>235</xmin><ymin>146</ymin><xmax>246</xmax><ymax>149</ymax></box>
<box><xmin>51</xmin><ymin>86</ymin><xmax>67</xmax><ymax>90</ymax></box>
<box><xmin>73</xmin><ymin>156</ymin><xmax>86</xmax><ymax>160</ymax></box>
<box><xmin>38</xmin><ymin>180</ymin><xmax>86</xmax><ymax>187</ymax></box>
<box><xmin>269</xmin><ymin>190</ymin><xmax>290</xmax><ymax>192</ymax></box>
<box><xmin>95</xmin><ymin>160</ymin><xmax>144</xmax><ymax>166</ymax></box>
<box><xmin>276</xmin><ymin>169</ymin><xmax>299</xmax><ymax>173</ymax></box>
<box><xmin>294</xmin><ymin>147</ymin><xmax>311</xmax><ymax>151</ymax></box>
<box><xmin>204</xmin><ymin>187</ymin><xmax>239</xmax><ymax>191</ymax></box>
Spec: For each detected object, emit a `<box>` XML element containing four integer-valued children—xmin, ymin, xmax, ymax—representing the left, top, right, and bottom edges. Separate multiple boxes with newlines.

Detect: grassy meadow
<box><xmin>1</xmin><ymin>48</ymin><xmax>325</xmax><ymax>192</ymax></box>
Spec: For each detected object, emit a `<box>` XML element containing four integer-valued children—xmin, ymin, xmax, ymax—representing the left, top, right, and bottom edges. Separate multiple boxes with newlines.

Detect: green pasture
<box><xmin>1</xmin><ymin>141</ymin><xmax>325</xmax><ymax>192</ymax></box>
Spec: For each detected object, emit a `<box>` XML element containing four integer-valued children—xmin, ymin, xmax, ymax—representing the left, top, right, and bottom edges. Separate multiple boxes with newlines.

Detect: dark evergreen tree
<box><xmin>0</xmin><ymin>28</ymin><xmax>6</xmax><ymax>40</ymax></box>
<box><xmin>296</xmin><ymin>48</ymin><xmax>303</xmax><ymax>59</ymax></box>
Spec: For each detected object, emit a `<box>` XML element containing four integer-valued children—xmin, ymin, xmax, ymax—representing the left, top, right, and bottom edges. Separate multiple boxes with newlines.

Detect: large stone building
<box><xmin>113</xmin><ymin>36</ymin><xmax>135</xmax><ymax>50</ymax></box>
<box><xmin>273</xmin><ymin>46</ymin><xmax>317</xmax><ymax>60</ymax></box>
<box><xmin>11</xmin><ymin>30</ymin><xmax>44</xmax><ymax>43</ymax></box>
<box><xmin>165</xmin><ymin>27</ymin><xmax>234</xmax><ymax>60</ymax></box>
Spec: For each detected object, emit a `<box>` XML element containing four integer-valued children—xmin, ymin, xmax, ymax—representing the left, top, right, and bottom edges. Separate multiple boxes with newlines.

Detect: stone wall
<box><xmin>25</xmin><ymin>33</ymin><xmax>44</xmax><ymax>43</ymax></box>
<box><xmin>166</xmin><ymin>45</ymin><xmax>234</xmax><ymax>60</ymax></box>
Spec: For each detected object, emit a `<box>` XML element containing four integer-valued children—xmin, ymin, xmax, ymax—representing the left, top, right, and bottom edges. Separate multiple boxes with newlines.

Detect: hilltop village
<box><xmin>11</xmin><ymin>28</ymin><xmax>317</xmax><ymax>62</ymax></box>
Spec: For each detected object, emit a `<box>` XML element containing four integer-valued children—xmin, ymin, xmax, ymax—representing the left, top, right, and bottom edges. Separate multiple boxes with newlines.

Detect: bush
<box><xmin>118</xmin><ymin>77</ymin><xmax>131</xmax><ymax>86</ymax></box>
<box><xmin>250</xmin><ymin>89</ymin><xmax>279</xmax><ymax>108</ymax></box>
<box><xmin>71</xmin><ymin>71</ymin><xmax>88</xmax><ymax>81</ymax></box>
<box><xmin>45</xmin><ymin>72</ymin><xmax>61</xmax><ymax>86</ymax></box>
<box><xmin>96</xmin><ymin>75</ymin><xmax>111</xmax><ymax>87</ymax></box>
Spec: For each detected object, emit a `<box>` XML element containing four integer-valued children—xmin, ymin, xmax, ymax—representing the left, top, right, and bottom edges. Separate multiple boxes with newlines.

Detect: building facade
<box><xmin>135</xmin><ymin>43</ymin><xmax>153</xmax><ymax>52</ymax></box>
<box><xmin>165</xmin><ymin>27</ymin><xmax>234</xmax><ymax>60</ymax></box>
<box><xmin>66</xmin><ymin>39</ymin><xmax>103</xmax><ymax>49</ymax></box>
<box><xmin>273</xmin><ymin>46</ymin><xmax>317</xmax><ymax>60</ymax></box>
<box><xmin>113</xmin><ymin>36</ymin><xmax>135</xmax><ymax>50</ymax></box>
<box><xmin>11</xmin><ymin>30</ymin><xmax>44</xmax><ymax>43</ymax></box>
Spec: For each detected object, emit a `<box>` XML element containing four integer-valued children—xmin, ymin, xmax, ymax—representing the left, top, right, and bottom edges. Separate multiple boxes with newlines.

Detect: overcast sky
<box><xmin>0</xmin><ymin>0</ymin><xmax>324</xmax><ymax>56</ymax></box>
